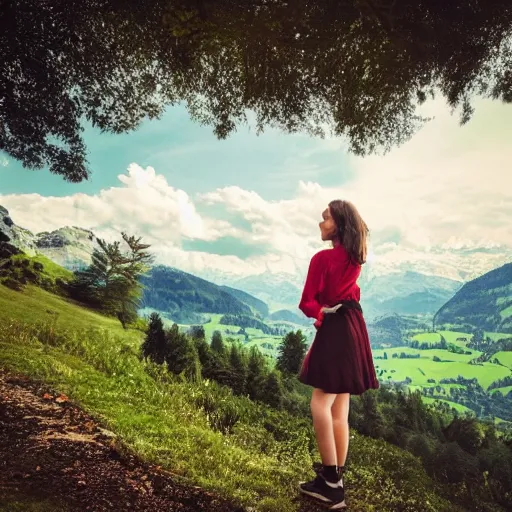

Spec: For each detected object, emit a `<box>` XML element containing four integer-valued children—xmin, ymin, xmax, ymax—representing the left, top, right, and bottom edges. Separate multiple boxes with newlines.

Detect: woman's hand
<box><xmin>321</xmin><ymin>304</ymin><xmax>343</xmax><ymax>314</ymax></box>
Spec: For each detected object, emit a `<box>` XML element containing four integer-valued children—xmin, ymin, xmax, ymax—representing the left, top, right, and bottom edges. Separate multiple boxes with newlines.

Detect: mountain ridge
<box><xmin>434</xmin><ymin>262</ymin><xmax>512</xmax><ymax>333</ymax></box>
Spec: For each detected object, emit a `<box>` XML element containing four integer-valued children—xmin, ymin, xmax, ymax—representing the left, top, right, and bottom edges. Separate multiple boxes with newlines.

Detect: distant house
<box><xmin>456</xmin><ymin>337</ymin><xmax>468</xmax><ymax>341</ymax></box>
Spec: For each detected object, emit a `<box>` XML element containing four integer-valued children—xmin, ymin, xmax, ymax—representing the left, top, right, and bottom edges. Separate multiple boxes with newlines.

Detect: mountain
<box><xmin>434</xmin><ymin>262</ymin><xmax>512</xmax><ymax>333</ymax></box>
<box><xmin>35</xmin><ymin>227</ymin><xmax>96</xmax><ymax>270</ymax></box>
<box><xmin>0</xmin><ymin>205</ymin><xmax>96</xmax><ymax>270</ymax></box>
<box><xmin>360</xmin><ymin>270</ymin><xmax>462</xmax><ymax>320</ymax></box>
<box><xmin>219</xmin><ymin>285</ymin><xmax>269</xmax><ymax>318</ymax></box>
<box><xmin>140</xmin><ymin>265</ymin><xmax>253</xmax><ymax>324</ymax></box>
<box><xmin>367</xmin><ymin>313</ymin><xmax>431</xmax><ymax>349</ymax></box>
<box><xmin>230</xmin><ymin>272</ymin><xmax>303</xmax><ymax>313</ymax></box>
<box><xmin>269</xmin><ymin>309</ymin><xmax>309</xmax><ymax>326</ymax></box>
<box><xmin>223</xmin><ymin>268</ymin><xmax>462</xmax><ymax>320</ymax></box>
<box><xmin>0</xmin><ymin>205</ymin><xmax>37</xmax><ymax>255</ymax></box>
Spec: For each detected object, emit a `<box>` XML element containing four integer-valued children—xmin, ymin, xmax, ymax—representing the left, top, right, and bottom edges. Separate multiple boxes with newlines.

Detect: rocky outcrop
<box><xmin>0</xmin><ymin>206</ymin><xmax>37</xmax><ymax>255</ymax></box>
<box><xmin>35</xmin><ymin>227</ymin><xmax>96</xmax><ymax>270</ymax></box>
<box><xmin>0</xmin><ymin>205</ymin><xmax>96</xmax><ymax>269</ymax></box>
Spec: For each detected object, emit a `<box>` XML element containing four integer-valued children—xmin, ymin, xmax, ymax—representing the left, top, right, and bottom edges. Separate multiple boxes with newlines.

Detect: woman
<box><xmin>298</xmin><ymin>199</ymin><xmax>379</xmax><ymax>510</ymax></box>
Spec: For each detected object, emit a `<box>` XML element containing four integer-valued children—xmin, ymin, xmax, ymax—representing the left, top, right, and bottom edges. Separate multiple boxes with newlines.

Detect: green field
<box><xmin>493</xmin><ymin>351</ymin><xmax>512</xmax><ymax>368</ymax></box>
<box><xmin>372</xmin><ymin>341</ymin><xmax>512</xmax><ymax>391</ymax></box>
<box><xmin>374</xmin><ymin>357</ymin><xmax>509</xmax><ymax>390</ymax></box>
<box><xmin>485</xmin><ymin>331</ymin><xmax>512</xmax><ymax>341</ymax></box>
<box><xmin>421</xmin><ymin>397</ymin><xmax>474</xmax><ymax>415</ymax></box>
<box><xmin>490</xmin><ymin>386</ymin><xmax>512</xmax><ymax>396</ymax></box>
<box><xmin>412</xmin><ymin>332</ymin><xmax>441</xmax><ymax>343</ymax></box>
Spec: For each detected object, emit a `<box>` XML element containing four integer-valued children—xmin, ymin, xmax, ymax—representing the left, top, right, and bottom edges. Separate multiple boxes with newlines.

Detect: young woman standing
<box><xmin>298</xmin><ymin>199</ymin><xmax>379</xmax><ymax>509</ymax></box>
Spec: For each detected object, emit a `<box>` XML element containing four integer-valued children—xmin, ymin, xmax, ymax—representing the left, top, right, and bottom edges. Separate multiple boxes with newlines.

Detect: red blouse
<box><xmin>298</xmin><ymin>245</ymin><xmax>361</xmax><ymax>327</ymax></box>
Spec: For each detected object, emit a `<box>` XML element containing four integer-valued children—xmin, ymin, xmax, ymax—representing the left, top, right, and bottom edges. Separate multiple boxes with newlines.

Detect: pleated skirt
<box><xmin>298</xmin><ymin>303</ymin><xmax>380</xmax><ymax>395</ymax></box>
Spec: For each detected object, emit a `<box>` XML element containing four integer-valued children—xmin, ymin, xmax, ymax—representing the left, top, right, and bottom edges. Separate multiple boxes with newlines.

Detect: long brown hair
<box><xmin>328</xmin><ymin>199</ymin><xmax>369</xmax><ymax>265</ymax></box>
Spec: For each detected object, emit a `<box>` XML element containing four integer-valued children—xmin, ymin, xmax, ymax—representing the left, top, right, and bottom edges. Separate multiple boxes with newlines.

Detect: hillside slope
<box><xmin>0</xmin><ymin>283</ymin><xmax>462</xmax><ymax>512</ymax></box>
<box><xmin>140</xmin><ymin>265</ymin><xmax>252</xmax><ymax>323</ymax></box>
<box><xmin>360</xmin><ymin>270</ymin><xmax>461</xmax><ymax>319</ymax></box>
<box><xmin>220</xmin><ymin>285</ymin><xmax>269</xmax><ymax>318</ymax></box>
<box><xmin>434</xmin><ymin>263</ymin><xmax>512</xmax><ymax>333</ymax></box>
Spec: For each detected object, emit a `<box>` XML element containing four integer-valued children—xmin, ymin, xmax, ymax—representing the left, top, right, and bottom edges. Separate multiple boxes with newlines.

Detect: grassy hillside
<box><xmin>0</xmin><ymin>285</ymin><xmax>142</xmax><ymax>344</ymax></box>
<box><xmin>220</xmin><ymin>285</ymin><xmax>269</xmax><ymax>318</ymax></box>
<box><xmin>0</xmin><ymin>284</ymin><xmax>462</xmax><ymax>512</ymax></box>
<box><xmin>140</xmin><ymin>265</ymin><xmax>252</xmax><ymax>323</ymax></box>
<box><xmin>434</xmin><ymin>262</ymin><xmax>512</xmax><ymax>333</ymax></box>
<box><xmin>367</xmin><ymin>313</ymin><xmax>431</xmax><ymax>348</ymax></box>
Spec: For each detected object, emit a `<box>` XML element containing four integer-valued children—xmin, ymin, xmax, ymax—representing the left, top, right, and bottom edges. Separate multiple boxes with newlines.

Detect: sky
<box><xmin>0</xmin><ymin>97</ymin><xmax>511</xmax><ymax>286</ymax></box>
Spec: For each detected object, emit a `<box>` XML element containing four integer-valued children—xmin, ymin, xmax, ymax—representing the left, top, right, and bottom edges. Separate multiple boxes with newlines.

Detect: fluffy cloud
<box><xmin>197</xmin><ymin>97</ymin><xmax>512</xmax><ymax>280</ymax></box>
<box><xmin>1</xmin><ymin>98</ymin><xmax>511</xmax><ymax>285</ymax></box>
<box><xmin>0</xmin><ymin>163</ymin><xmax>238</xmax><ymax>244</ymax></box>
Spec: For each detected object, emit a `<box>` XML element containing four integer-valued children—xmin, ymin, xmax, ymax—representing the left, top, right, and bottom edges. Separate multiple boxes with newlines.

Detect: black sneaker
<box><xmin>313</xmin><ymin>462</ymin><xmax>345</xmax><ymax>488</ymax></box>
<box><xmin>299</xmin><ymin>474</ymin><xmax>346</xmax><ymax>509</ymax></box>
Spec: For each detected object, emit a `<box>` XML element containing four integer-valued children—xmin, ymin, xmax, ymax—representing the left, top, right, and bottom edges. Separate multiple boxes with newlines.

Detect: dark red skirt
<box><xmin>299</xmin><ymin>303</ymin><xmax>379</xmax><ymax>395</ymax></box>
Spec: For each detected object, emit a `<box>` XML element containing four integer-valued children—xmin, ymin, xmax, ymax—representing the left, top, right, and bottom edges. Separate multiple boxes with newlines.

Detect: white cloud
<box><xmin>0</xmin><ymin>163</ymin><xmax>238</xmax><ymax>245</ymax></box>
<box><xmin>196</xmin><ymin>97</ymin><xmax>512</xmax><ymax>281</ymax></box>
<box><xmin>0</xmin><ymin>155</ymin><xmax>8</xmax><ymax>167</ymax></box>
<box><xmin>1</xmin><ymin>98</ymin><xmax>511</xmax><ymax>286</ymax></box>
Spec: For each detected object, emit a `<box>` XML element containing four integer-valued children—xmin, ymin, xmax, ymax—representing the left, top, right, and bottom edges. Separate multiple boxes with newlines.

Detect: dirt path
<box><xmin>0</xmin><ymin>372</ymin><xmax>244</xmax><ymax>512</ymax></box>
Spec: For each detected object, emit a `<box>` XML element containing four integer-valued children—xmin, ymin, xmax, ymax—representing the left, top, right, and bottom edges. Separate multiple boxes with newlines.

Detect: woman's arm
<box><xmin>298</xmin><ymin>252</ymin><xmax>325</xmax><ymax>324</ymax></box>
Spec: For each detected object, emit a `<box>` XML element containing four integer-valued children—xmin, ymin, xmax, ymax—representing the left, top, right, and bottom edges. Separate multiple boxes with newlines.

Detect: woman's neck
<box><xmin>332</xmin><ymin>238</ymin><xmax>341</xmax><ymax>248</ymax></box>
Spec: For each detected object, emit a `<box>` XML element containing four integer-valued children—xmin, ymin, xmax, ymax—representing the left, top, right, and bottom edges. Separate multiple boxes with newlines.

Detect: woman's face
<box><xmin>319</xmin><ymin>207</ymin><xmax>337</xmax><ymax>241</ymax></box>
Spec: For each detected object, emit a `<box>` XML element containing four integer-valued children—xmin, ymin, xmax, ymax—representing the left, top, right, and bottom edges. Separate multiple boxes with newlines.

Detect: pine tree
<box><xmin>211</xmin><ymin>330</ymin><xmax>224</xmax><ymax>354</ymax></box>
<box><xmin>189</xmin><ymin>325</ymin><xmax>206</xmax><ymax>341</ymax></box>
<box><xmin>228</xmin><ymin>343</ymin><xmax>248</xmax><ymax>395</ymax></box>
<box><xmin>277</xmin><ymin>330</ymin><xmax>308</xmax><ymax>375</ymax></box>
<box><xmin>262</xmin><ymin>370</ymin><xmax>284</xmax><ymax>409</ymax></box>
<box><xmin>246</xmin><ymin>346</ymin><xmax>267</xmax><ymax>401</ymax></box>
<box><xmin>165</xmin><ymin>324</ymin><xmax>200</xmax><ymax>381</ymax></box>
<box><xmin>141</xmin><ymin>312</ymin><xmax>167</xmax><ymax>364</ymax></box>
<box><xmin>68</xmin><ymin>232</ymin><xmax>153</xmax><ymax>326</ymax></box>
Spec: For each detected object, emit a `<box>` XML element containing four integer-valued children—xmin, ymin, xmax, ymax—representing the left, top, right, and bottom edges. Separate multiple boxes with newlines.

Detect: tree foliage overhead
<box><xmin>2</xmin><ymin>0</ymin><xmax>512</xmax><ymax>181</ymax></box>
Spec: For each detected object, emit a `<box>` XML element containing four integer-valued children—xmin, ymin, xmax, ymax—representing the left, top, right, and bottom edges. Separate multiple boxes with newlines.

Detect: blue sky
<box><xmin>0</xmin><ymin>105</ymin><xmax>353</xmax><ymax>201</ymax></box>
<box><xmin>0</xmin><ymin>98</ymin><xmax>511</xmax><ymax>286</ymax></box>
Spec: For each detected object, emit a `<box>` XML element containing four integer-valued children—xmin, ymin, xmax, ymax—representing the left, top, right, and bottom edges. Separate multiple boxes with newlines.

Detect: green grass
<box><xmin>485</xmin><ymin>332</ymin><xmax>512</xmax><ymax>341</ymax></box>
<box><xmin>0</xmin><ymin>496</ymin><xmax>67</xmax><ymax>512</ymax></box>
<box><xmin>437</xmin><ymin>331</ymin><xmax>472</xmax><ymax>348</ymax></box>
<box><xmin>0</xmin><ymin>285</ymin><xmax>142</xmax><ymax>346</ymax></box>
<box><xmin>493</xmin><ymin>351</ymin><xmax>512</xmax><ymax>368</ymax></box>
<box><xmin>412</xmin><ymin>332</ymin><xmax>441</xmax><ymax>343</ymax></box>
<box><xmin>422</xmin><ymin>397</ymin><xmax>475</xmax><ymax>415</ymax></box>
<box><xmin>375</xmin><ymin>357</ymin><xmax>509</xmax><ymax>390</ymax></box>
<box><xmin>490</xmin><ymin>386</ymin><xmax>512</xmax><ymax>396</ymax></box>
<box><xmin>499</xmin><ymin>304</ymin><xmax>512</xmax><ymax>319</ymax></box>
<box><xmin>0</xmin><ymin>284</ymin><xmax>458</xmax><ymax>512</ymax></box>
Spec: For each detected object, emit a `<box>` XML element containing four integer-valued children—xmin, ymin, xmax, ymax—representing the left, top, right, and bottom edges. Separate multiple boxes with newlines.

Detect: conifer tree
<box><xmin>141</xmin><ymin>312</ymin><xmax>167</xmax><ymax>365</ymax></box>
<box><xmin>228</xmin><ymin>343</ymin><xmax>248</xmax><ymax>396</ymax></box>
<box><xmin>165</xmin><ymin>323</ymin><xmax>200</xmax><ymax>381</ymax></box>
<box><xmin>277</xmin><ymin>330</ymin><xmax>308</xmax><ymax>375</ymax></box>
<box><xmin>262</xmin><ymin>370</ymin><xmax>284</xmax><ymax>409</ymax></box>
<box><xmin>246</xmin><ymin>346</ymin><xmax>267</xmax><ymax>401</ymax></box>
<box><xmin>211</xmin><ymin>330</ymin><xmax>224</xmax><ymax>354</ymax></box>
<box><xmin>68</xmin><ymin>232</ymin><xmax>152</xmax><ymax>326</ymax></box>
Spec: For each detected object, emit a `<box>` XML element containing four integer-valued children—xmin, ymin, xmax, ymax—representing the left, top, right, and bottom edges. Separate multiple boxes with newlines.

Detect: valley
<box><xmin>2</xmin><ymin>205</ymin><xmax>512</xmax><ymax>425</ymax></box>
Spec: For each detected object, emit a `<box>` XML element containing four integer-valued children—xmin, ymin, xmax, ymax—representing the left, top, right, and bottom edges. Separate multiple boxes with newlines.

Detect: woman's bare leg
<box><xmin>331</xmin><ymin>393</ymin><xmax>350</xmax><ymax>468</ymax></box>
<box><xmin>310</xmin><ymin>388</ymin><xmax>338</xmax><ymax>465</ymax></box>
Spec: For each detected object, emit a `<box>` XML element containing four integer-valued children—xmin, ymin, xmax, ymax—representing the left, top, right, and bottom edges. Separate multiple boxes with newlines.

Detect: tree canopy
<box><xmin>1</xmin><ymin>0</ymin><xmax>511</xmax><ymax>181</ymax></box>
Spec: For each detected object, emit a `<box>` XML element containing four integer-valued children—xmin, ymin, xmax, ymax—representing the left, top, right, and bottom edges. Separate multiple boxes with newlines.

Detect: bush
<box><xmin>1</xmin><ymin>277</ymin><xmax>23</xmax><ymax>291</ymax></box>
